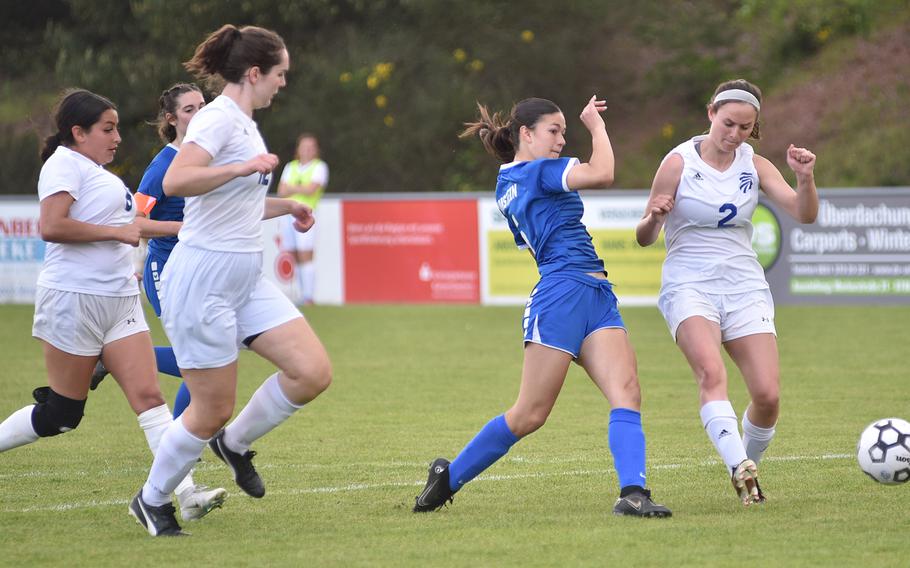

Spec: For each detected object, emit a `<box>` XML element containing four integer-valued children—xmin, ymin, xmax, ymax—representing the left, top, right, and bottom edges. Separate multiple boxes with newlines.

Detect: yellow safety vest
<box><xmin>285</xmin><ymin>159</ymin><xmax>327</xmax><ymax>209</ymax></box>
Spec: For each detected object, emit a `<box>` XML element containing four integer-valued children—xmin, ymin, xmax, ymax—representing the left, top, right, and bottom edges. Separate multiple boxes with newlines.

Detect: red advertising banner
<box><xmin>343</xmin><ymin>200</ymin><xmax>479</xmax><ymax>302</ymax></box>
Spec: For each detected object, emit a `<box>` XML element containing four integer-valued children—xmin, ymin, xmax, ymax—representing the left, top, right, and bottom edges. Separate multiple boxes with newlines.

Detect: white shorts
<box><xmin>32</xmin><ymin>286</ymin><xmax>149</xmax><ymax>356</ymax></box>
<box><xmin>279</xmin><ymin>214</ymin><xmax>316</xmax><ymax>253</ymax></box>
<box><xmin>160</xmin><ymin>244</ymin><xmax>302</xmax><ymax>369</ymax></box>
<box><xmin>658</xmin><ymin>287</ymin><xmax>776</xmax><ymax>343</ymax></box>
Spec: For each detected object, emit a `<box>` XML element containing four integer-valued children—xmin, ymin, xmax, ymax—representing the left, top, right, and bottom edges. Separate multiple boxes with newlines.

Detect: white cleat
<box><xmin>177</xmin><ymin>486</ymin><xmax>228</xmax><ymax>521</ymax></box>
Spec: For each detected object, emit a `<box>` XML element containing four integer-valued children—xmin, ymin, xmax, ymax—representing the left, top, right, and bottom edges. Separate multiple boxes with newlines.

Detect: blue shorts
<box><xmin>522</xmin><ymin>273</ymin><xmax>626</xmax><ymax>358</ymax></box>
<box><xmin>143</xmin><ymin>249</ymin><xmax>170</xmax><ymax>317</ymax></box>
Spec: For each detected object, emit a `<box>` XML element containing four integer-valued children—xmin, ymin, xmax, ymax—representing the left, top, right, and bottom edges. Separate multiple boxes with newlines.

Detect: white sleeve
<box><xmin>183</xmin><ymin>106</ymin><xmax>232</xmax><ymax>159</ymax></box>
<box><xmin>279</xmin><ymin>163</ymin><xmax>294</xmax><ymax>183</ymax></box>
<box><xmin>37</xmin><ymin>154</ymin><xmax>81</xmax><ymax>201</ymax></box>
<box><xmin>312</xmin><ymin>162</ymin><xmax>329</xmax><ymax>186</ymax></box>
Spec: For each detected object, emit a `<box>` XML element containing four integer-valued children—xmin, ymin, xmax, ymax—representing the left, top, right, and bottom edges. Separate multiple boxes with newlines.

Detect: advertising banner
<box><xmin>479</xmin><ymin>193</ymin><xmax>664</xmax><ymax>306</ymax></box>
<box><xmin>0</xmin><ymin>199</ymin><xmax>44</xmax><ymax>303</ymax></box>
<box><xmin>763</xmin><ymin>188</ymin><xmax>910</xmax><ymax>304</ymax></box>
<box><xmin>343</xmin><ymin>199</ymin><xmax>480</xmax><ymax>303</ymax></box>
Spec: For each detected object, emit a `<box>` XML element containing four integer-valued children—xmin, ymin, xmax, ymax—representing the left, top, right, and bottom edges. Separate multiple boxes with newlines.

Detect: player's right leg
<box><xmin>414</xmin><ymin>343</ymin><xmax>571</xmax><ymax>512</ymax></box>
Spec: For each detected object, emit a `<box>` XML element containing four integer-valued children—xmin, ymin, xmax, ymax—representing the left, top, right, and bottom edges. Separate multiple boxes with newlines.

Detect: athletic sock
<box><xmin>0</xmin><ymin>405</ymin><xmax>40</xmax><ymax>452</ymax></box>
<box><xmin>700</xmin><ymin>400</ymin><xmax>748</xmax><ymax>475</ymax></box>
<box><xmin>142</xmin><ymin>416</ymin><xmax>208</xmax><ymax>507</ymax></box>
<box><xmin>223</xmin><ymin>373</ymin><xmax>302</xmax><ymax>454</ymax></box>
<box><xmin>609</xmin><ymin>408</ymin><xmax>648</xmax><ymax>490</ymax></box>
<box><xmin>447</xmin><ymin>414</ymin><xmax>519</xmax><ymax>492</ymax></box>
<box><xmin>154</xmin><ymin>346</ymin><xmax>182</xmax><ymax>378</ymax></box>
<box><xmin>301</xmin><ymin>261</ymin><xmax>316</xmax><ymax>303</ymax></box>
<box><xmin>137</xmin><ymin>403</ymin><xmax>172</xmax><ymax>454</ymax></box>
<box><xmin>742</xmin><ymin>408</ymin><xmax>776</xmax><ymax>465</ymax></box>
<box><xmin>172</xmin><ymin>383</ymin><xmax>191</xmax><ymax>419</ymax></box>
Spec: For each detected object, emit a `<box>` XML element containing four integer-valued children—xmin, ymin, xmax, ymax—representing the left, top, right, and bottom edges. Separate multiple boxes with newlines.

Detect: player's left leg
<box><xmin>725</xmin><ymin>332</ymin><xmax>779</xmax><ymax>503</ymax></box>
<box><xmin>579</xmin><ymin>328</ymin><xmax>672</xmax><ymax>518</ymax></box>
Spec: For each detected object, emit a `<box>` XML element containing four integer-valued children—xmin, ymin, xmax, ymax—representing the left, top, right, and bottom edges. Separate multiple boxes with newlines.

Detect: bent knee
<box><xmin>507</xmin><ymin>407</ymin><xmax>550</xmax><ymax>438</ymax></box>
<box><xmin>286</xmin><ymin>358</ymin><xmax>332</xmax><ymax>395</ymax></box>
<box><xmin>31</xmin><ymin>388</ymin><xmax>86</xmax><ymax>437</ymax></box>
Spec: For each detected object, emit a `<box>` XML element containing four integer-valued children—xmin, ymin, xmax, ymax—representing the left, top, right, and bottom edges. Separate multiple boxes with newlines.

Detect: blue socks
<box><xmin>153</xmin><ymin>347</ymin><xmax>190</xmax><ymax>419</ymax></box>
<box><xmin>448</xmin><ymin>414</ymin><xmax>519</xmax><ymax>492</ymax></box>
<box><xmin>609</xmin><ymin>408</ymin><xmax>647</xmax><ymax>490</ymax></box>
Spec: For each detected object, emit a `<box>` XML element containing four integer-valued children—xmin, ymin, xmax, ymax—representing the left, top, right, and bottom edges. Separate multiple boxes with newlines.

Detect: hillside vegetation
<box><xmin>1</xmin><ymin>0</ymin><xmax>908</xmax><ymax>194</ymax></box>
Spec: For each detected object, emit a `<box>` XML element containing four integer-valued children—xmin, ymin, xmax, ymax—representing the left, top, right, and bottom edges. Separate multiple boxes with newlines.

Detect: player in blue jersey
<box><xmin>636</xmin><ymin>79</ymin><xmax>818</xmax><ymax>505</ymax></box>
<box><xmin>414</xmin><ymin>96</ymin><xmax>671</xmax><ymax>517</ymax></box>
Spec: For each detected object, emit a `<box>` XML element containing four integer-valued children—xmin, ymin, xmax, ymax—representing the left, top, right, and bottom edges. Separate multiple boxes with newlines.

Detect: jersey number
<box><xmin>124</xmin><ymin>190</ymin><xmax>133</xmax><ymax>212</ymax></box>
<box><xmin>717</xmin><ymin>203</ymin><xmax>737</xmax><ymax>228</ymax></box>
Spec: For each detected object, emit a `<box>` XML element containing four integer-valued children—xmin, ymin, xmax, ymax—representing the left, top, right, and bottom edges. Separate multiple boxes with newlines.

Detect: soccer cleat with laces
<box><xmin>613</xmin><ymin>488</ymin><xmax>672</xmax><ymax>518</ymax></box>
<box><xmin>129</xmin><ymin>490</ymin><xmax>188</xmax><ymax>537</ymax></box>
<box><xmin>90</xmin><ymin>361</ymin><xmax>109</xmax><ymax>391</ymax></box>
<box><xmin>731</xmin><ymin>459</ymin><xmax>762</xmax><ymax>505</ymax></box>
<box><xmin>178</xmin><ymin>485</ymin><xmax>228</xmax><ymax>521</ymax></box>
<box><xmin>413</xmin><ymin>458</ymin><xmax>455</xmax><ymax>512</ymax></box>
<box><xmin>209</xmin><ymin>430</ymin><xmax>265</xmax><ymax>498</ymax></box>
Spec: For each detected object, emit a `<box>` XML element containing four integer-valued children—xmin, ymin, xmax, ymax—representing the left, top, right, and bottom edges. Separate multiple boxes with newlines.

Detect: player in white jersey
<box><xmin>130</xmin><ymin>25</ymin><xmax>328</xmax><ymax>538</ymax></box>
<box><xmin>0</xmin><ymin>90</ymin><xmax>192</xmax><ymax>518</ymax></box>
<box><xmin>636</xmin><ymin>79</ymin><xmax>819</xmax><ymax>505</ymax></box>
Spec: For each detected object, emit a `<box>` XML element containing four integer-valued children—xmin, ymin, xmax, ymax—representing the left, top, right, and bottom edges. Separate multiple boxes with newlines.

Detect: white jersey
<box><xmin>660</xmin><ymin>135</ymin><xmax>768</xmax><ymax>295</ymax></box>
<box><xmin>179</xmin><ymin>95</ymin><xmax>269</xmax><ymax>252</ymax></box>
<box><xmin>36</xmin><ymin>146</ymin><xmax>139</xmax><ymax>296</ymax></box>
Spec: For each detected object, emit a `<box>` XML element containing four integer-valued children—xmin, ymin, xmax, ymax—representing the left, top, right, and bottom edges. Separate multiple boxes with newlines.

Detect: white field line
<box><xmin>1</xmin><ymin>453</ymin><xmax>852</xmax><ymax>514</ymax></box>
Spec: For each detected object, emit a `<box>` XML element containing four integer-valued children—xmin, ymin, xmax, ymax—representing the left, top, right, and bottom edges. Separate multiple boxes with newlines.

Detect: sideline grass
<box><xmin>0</xmin><ymin>304</ymin><xmax>908</xmax><ymax>567</ymax></box>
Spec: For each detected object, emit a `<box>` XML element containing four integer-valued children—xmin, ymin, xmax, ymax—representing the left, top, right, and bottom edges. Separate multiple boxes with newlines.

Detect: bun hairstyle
<box><xmin>460</xmin><ymin>98</ymin><xmax>561</xmax><ymax>163</ymax></box>
<box><xmin>156</xmin><ymin>83</ymin><xmax>202</xmax><ymax>143</ymax></box>
<box><xmin>40</xmin><ymin>89</ymin><xmax>116</xmax><ymax>162</ymax></box>
<box><xmin>184</xmin><ymin>24</ymin><xmax>286</xmax><ymax>87</ymax></box>
<box><xmin>710</xmin><ymin>79</ymin><xmax>763</xmax><ymax>140</ymax></box>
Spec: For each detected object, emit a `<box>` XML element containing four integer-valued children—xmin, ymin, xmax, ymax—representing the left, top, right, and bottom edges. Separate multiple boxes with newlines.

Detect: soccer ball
<box><xmin>857</xmin><ymin>418</ymin><xmax>910</xmax><ymax>485</ymax></box>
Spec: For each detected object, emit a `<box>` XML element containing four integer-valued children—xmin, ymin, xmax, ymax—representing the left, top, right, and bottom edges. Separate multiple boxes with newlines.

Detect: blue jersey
<box><xmin>495</xmin><ymin>157</ymin><xmax>604</xmax><ymax>277</ymax></box>
<box><xmin>137</xmin><ymin>144</ymin><xmax>184</xmax><ymax>257</ymax></box>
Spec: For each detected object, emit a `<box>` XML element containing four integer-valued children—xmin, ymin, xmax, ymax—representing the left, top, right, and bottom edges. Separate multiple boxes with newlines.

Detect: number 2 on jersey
<box><xmin>717</xmin><ymin>203</ymin><xmax>737</xmax><ymax>228</ymax></box>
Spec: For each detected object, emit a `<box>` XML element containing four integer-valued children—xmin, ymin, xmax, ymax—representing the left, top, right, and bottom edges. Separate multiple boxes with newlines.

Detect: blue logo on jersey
<box><xmin>693</xmin><ymin>172</ymin><xmax>704</xmax><ymax>181</ymax></box>
<box><xmin>739</xmin><ymin>172</ymin><xmax>754</xmax><ymax>193</ymax></box>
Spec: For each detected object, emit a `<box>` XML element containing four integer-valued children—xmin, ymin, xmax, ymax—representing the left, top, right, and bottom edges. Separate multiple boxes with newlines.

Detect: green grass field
<box><xmin>1</xmin><ymin>303</ymin><xmax>908</xmax><ymax>567</ymax></box>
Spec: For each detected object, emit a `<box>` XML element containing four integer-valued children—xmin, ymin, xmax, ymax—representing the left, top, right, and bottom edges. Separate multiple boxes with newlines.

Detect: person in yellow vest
<box><xmin>277</xmin><ymin>133</ymin><xmax>328</xmax><ymax>304</ymax></box>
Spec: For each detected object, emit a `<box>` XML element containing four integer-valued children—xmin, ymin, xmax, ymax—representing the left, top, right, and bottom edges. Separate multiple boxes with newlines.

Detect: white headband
<box><xmin>712</xmin><ymin>88</ymin><xmax>760</xmax><ymax>111</ymax></box>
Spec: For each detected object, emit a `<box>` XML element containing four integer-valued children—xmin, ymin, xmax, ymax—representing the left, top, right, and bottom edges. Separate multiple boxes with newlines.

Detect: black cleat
<box><xmin>613</xmin><ymin>488</ymin><xmax>672</xmax><ymax>518</ymax></box>
<box><xmin>413</xmin><ymin>458</ymin><xmax>455</xmax><ymax>512</ymax></box>
<box><xmin>209</xmin><ymin>430</ymin><xmax>265</xmax><ymax>498</ymax></box>
<box><xmin>90</xmin><ymin>361</ymin><xmax>109</xmax><ymax>391</ymax></box>
<box><xmin>129</xmin><ymin>490</ymin><xmax>188</xmax><ymax>536</ymax></box>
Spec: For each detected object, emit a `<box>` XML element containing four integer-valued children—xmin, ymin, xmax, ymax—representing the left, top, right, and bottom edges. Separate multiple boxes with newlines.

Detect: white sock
<box><xmin>295</xmin><ymin>262</ymin><xmax>307</xmax><ymax>303</ymax></box>
<box><xmin>700</xmin><ymin>400</ymin><xmax>748</xmax><ymax>475</ymax></box>
<box><xmin>223</xmin><ymin>373</ymin><xmax>302</xmax><ymax>454</ymax></box>
<box><xmin>137</xmin><ymin>404</ymin><xmax>172</xmax><ymax>454</ymax></box>
<box><xmin>0</xmin><ymin>406</ymin><xmax>39</xmax><ymax>452</ymax></box>
<box><xmin>301</xmin><ymin>261</ymin><xmax>316</xmax><ymax>303</ymax></box>
<box><xmin>742</xmin><ymin>408</ymin><xmax>776</xmax><ymax>465</ymax></box>
<box><xmin>142</xmin><ymin>416</ymin><xmax>208</xmax><ymax>507</ymax></box>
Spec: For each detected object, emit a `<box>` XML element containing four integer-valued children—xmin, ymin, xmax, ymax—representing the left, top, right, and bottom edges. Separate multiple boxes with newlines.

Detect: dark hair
<box><xmin>709</xmin><ymin>79</ymin><xmax>763</xmax><ymax>140</ymax></box>
<box><xmin>184</xmin><ymin>24</ymin><xmax>286</xmax><ymax>86</ymax></box>
<box><xmin>460</xmin><ymin>98</ymin><xmax>562</xmax><ymax>163</ymax></box>
<box><xmin>155</xmin><ymin>83</ymin><xmax>203</xmax><ymax>143</ymax></box>
<box><xmin>40</xmin><ymin>89</ymin><xmax>117</xmax><ymax>162</ymax></box>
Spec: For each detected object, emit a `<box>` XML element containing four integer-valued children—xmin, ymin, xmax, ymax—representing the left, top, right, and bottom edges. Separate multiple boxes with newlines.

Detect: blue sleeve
<box><xmin>137</xmin><ymin>156</ymin><xmax>168</xmax><ymax>202</ymax></box>
<box><xmin>538</xmin><ymin>157</ymin><xmax>579</xmax><ymax>194</ymax></box>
